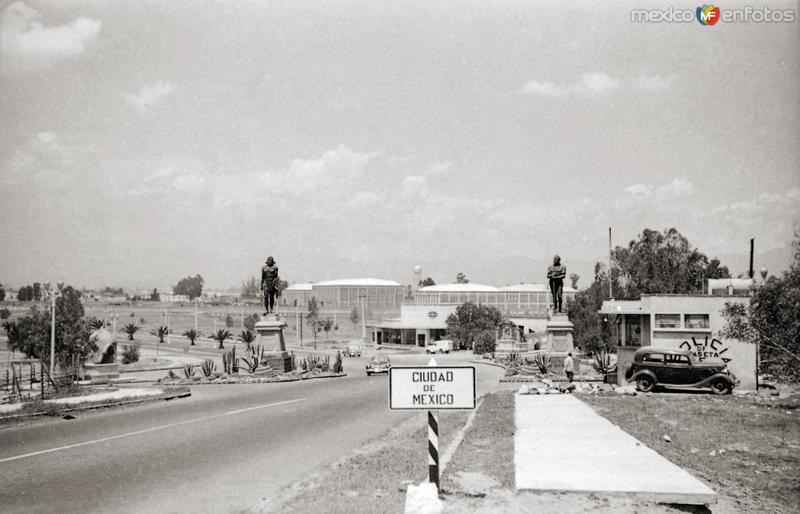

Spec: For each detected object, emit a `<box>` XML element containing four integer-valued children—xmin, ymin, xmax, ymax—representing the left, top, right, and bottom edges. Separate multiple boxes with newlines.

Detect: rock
<box><xmin>404</xmin><ymin>482</ymin><xmax>442</xmax><ymax>514</ymax></box>
<box><xmin>615</xmin><ymin>385</ymin><xmax>638</xmax><ymax>396</ymax></box>
<box><xmin>662</xmin><ymin>434</ymin><xmax>672</xmax><ymax>443</ymax></box>
<box><xmin>690</xmin><ymin>447</ymin><xmax>699</xmax><ymax>454</ymax></box>
<box><xmin>559</xmin><ymin>383</ymin><xmax>576</xmax><ymax>393</ymax></box>
<box><xmin>518</xmin><ymin>385</ymin><xmax>530</xmax><ymax>395</ymax></box>
<box><xmin>709</xmin><ymin>450</ymin><xmax>716</xmax><ymax>456</ymax></box>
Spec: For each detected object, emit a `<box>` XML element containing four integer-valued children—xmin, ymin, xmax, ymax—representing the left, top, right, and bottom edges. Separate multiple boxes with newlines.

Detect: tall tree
<box><xmin>350</xmin><ymin>306</ymin><xmax>360</xmax><ymax>330</ymax></box>
<box><xmin>455</xmin><ymin>272</ymin><xmax>469</xmax><ymax>284</ymax></box>
<box><xmin>150</xmin><ymin>288</ymin><xmax>160</xmax><ymax>301</ymax></box>
<box><xmin>173</xmin><ymin>274</ymin><xmax>204</xmax><ymax>299</ymax></box>
<box><xmin>612</xmin><ymin>228</ymin><xmax>730</xmax><ymax>296</ymax></box>
<box><xmin>445</xmin><ymin>302</ymin><xmax>503</xmax><ymax>351</ymax></box>
<box><xmin>307</xmin><ymin>297</ymin><xmax>320</xmax><ymax>343</ymax></box>
<box><xmin>0</xmin><ymin>284</ymin><xmax>5</xmax><ymax>302</ymax></box>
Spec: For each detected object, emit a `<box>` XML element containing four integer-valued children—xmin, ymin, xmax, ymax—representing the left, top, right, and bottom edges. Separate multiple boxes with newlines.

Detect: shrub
<box><xmin>472</xmin><ymin>329</ymin><xmax>496</xmax><ymax>355</ymax></box>
<box><xmin>0</xmin><ymin>308</ymin><xmax>11</xmax><ymax>320</ymax></box>
<box><xmin>531</xmin><ymin>352</ymin><xmax>552</xmax><ymax>374</ymax></box>
<box><xmin>592</xmin><ymin>351</ymin><xmax>615</xmax><ymax>375</ymax></box>
<box><xmin>222</xmin><ymin>346</ymin><xmax>238</xmax><ymax>374</ymax></box>
<box><xmin>183</xmin><ymin>364</ymin><xmax>197</xmax><ymax>378</ymax></box>
<box><xmin>121</xmin><ymin>342</ymin><xmax>141</xmax><ymax>364</ymax></box>
<box><xmin>332</xmin><ymin>351</ymin><xmax>343</xmax><ymax>373</ymax></box>
<box><xmin>201</xmin><ymin>359</ymin><xmax>216</xmax><ymax>377</ymax></box>
<box><xmin>240</xmin><ymin>344</ymin><xmax>264</xmax><ymax>373</ymax></box>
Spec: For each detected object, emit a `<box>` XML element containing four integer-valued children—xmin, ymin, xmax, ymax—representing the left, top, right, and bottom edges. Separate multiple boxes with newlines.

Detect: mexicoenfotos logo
<box><xmin>697</xmin><ymin>4</ymin><xmax>721</xmax><ymax>25</ymax></box>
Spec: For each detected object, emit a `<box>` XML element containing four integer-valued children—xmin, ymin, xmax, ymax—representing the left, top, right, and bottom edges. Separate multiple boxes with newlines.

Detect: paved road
<box><xmin>0</xmin><ymin>352</ymin><xmax>504</xmax><ymax>513</ymax></box>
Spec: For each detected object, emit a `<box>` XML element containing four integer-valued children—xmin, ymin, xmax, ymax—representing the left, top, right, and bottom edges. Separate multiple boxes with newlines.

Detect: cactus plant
<box><xmin>222</xmin><ymin>346</ymin><xmax>239</xmax><ymax>374</ymax></box>
<box><xmin>201</xmin><ymin>359</ymin><xmax>216</xmax><ymax>377</ymax></box>
<box><xmin>182</xmin><ymin>364</ymin><xmax>197</xmax><ymax>378</ymax></box>
<box><xmin>592</xmin><ymin>351</ymin><xmax>615</xmax><ymax>375</ymax></box>
<box><xmin>240</xmin><ymin>344</ymin><xmax>265</xmax><ymax>373</ymax></box>
<box><xmin>531</xmin><ymin>352</ymin><xmax>552</xmax><ymax>374</ymax></box>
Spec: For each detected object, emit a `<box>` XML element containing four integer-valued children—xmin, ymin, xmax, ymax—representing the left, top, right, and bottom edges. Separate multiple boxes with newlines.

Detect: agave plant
<box><xmin>183</xmin><ymin>328</ymin><xmax>202</xmax><ymax>346</ymax></box>
<box><xmin>211</xmin><ymin>329</ymin><xmax>232</xmax><ymax>350</ymax></box>
<box><xmin>89</xmin><ymin>318</ymin><xmax>105</xmax><ymax>330</ymax></box>
<box><xmin>182</xmin><ymin>364</ymin><xmax>197</xmax><ymax>378</ymax></box>
<box><xmin>239</xmin><ymin>344</ymin><xmax>264</xmax><ymax>373</ymax></box>
<box><xmin>592</xmin><ymin>351</ymin><xmax>615</xmax><ymax>375</ymax></box>
<box><xmin>150</xmin><ymin>325</ymin><xmax>169</xmax><ymax>343</ymax></box>
<box><xmin>237</xmin><ymin>329</ymin><xmax>256</xmax><ymax>350</ymax></box>
<box><xmin>531</xmin><ymin>352</ymin><xmax>552</xmax><ymax>374</ymax></box>
<box><xmin>200</xmin><ymin>359</ymin><xmax>216</xmax><ymax>377</ymax></box>
<box><xmin>123</xmin><ymin>323</ymin><xmax>140</xmax><ymax>340</ymax></box>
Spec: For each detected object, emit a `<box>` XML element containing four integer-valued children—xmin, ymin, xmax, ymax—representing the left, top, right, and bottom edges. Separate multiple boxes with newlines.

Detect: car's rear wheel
<box><xmin>710</xmin><ymin>378</ymin><xmax>730</xmax><ymax>395</ymax></box>
<box><xmin>636</xmin><ymin>375</ymin><xmax>655</xmax><ymax>392</ymax></box>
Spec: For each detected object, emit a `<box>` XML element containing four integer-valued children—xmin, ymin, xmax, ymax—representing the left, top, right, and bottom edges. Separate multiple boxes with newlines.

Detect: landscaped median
<box><xmin>0</xmin><ymin>386</ymin><xmax>190</xmax><ymax>421</ymax></box>
<box><xmin>256</xmin><ymin>386</ymin><xmax>800</xmax><ymax>513</ymax></box>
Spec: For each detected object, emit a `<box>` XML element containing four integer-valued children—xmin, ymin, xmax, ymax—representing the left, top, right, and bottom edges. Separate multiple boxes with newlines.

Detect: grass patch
<box><xmin>262</xmin><ymin>410</ymin><xmax>470</xmax><ymax>513</ymax></box>
<box><xmin>581</xmin><ymin>392</ymin><xmax>800</xmax><ymax>514</ymax></box>
<box><xmin>441</xmin><ymin>391</ymin><xmax>515</xmax><ymax>494</ymax></box>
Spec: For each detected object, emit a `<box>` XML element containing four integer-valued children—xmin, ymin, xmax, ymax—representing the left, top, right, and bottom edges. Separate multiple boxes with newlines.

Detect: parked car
<box><xmin>426</xmin><ymin>339</ymin><xmax>454</xmax><ymax>354</ymax></box>
<box><xmin>345</xmin><ymin>341</ymin><xmax>363</xmax><ymax>357</ymax></box>
<box><xmin>366</xmin><ymin>355</ymin><xmax>391</xmax><ymax>375</ymax></box>
<box><xmin>625</xmin><ymin>346</ymin><xmax>738</xmax><ymax>395</ymax></box>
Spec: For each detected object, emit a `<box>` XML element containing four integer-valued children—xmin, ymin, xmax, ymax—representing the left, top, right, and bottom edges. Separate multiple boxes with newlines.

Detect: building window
<box><xmin>685</xmin><ymin>314</ymin><xmax>710</xmax><ymax>329</ymax></box>
<box><xmin>655</xmin><ymin>314</ymin><xmax>681</xmax><ymax>329</ymax></box>
<box><xmin>642</xmin><ymin>353</ymin><xmax>664</xmax><ymax>363</ymax></box>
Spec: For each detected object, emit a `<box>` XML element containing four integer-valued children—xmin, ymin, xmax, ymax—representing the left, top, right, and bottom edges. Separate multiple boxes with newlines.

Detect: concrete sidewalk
<box><xmin>515</xmin><ymin>394</ymin><xmax>717</xmax><ymax>505</ymax></box>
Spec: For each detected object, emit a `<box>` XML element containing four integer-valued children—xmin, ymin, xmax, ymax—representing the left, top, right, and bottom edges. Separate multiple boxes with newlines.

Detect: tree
<box><xmin>183</xmin><ymin>328</ymin><xmax>202</xmax><ymax>346</ymax></box>
<box><xmin>225</xmin><ymin>314</ymin><xmax>234</xmax><ymax>328</ymax></box>
<box><xmin>445</xmin><ymin>302</ymin><xmax>503</xmax><ymax>351</ymax></box>
<box><xmin>456</xmin><ymin>272</ymin><xmax>469</xmax><ymax>284</ymax></box>
<box><xmin>150</xmin><ymin>288</ymin><xmax>160</xmax><ymax>301</ymax></box>
<box><xmin>612</xmin><ymin>228</ymin><xmax>730</xmax><ymax>296</ymax></box>
<box><xmin>307</xmin><ymin>298</ymin><xmax>320</xmax><ymax>345</ymax></box>
<box><xmin>0</xmin><ymin>284</ymin><xmax>5</xmax><ymax>301</ymax></box>
<box><xmin>238</xmin><ymin>329</ymin><xmax>255</xmax><ymax>349</ymax></box>
<box><xmin>419</xmin><ymin>277</ymin><xmax>436</xmax><ymax>287</ymax></box>
<box><xmin>211</xmin><ymin>329</ymin><xmax>232</xmax><ymax>349</ymax></box>
<box><xmin>5</xmin><ymin>285</ymin><xmax>96</xmax><ymax>373</ymax></box>
<box><xmin>243</xmin><ymin>313</ymin><xmax>260</xmax><ymax>331</ymax></box>
<box><xmin>350</xmin><ymin>306</ymin><xmax>359</xmax><ymax>330</ymax></box>
<box><xmin>322</xmin><ymin>318</ymin><xmax>334</xmax><ymax>339</ymax></box>
<box><xmin>567</xmin><ymin>263</ymin><xmax>617</xmax><ymax>354</ymax></box>
<box><xmin>17</xmin><ymin>285</ymin><xmax>33</xmax><ymax>301</ymax></box>
<box><xmin>33</xmin><ymin>282</ymin><xmax>42</xmax><ymax>301</ymax></box>
<box><xmin>241</xmin><ymin>277</ymin><xmax>260</xmax><ymax>299</ymax></box>
<box><xmin>569</xmin><ymin>273</ymin><xmax>580</xmax><ymax>289</ymax></box>
<box><xmin>720</xmin><ymin>233</ymin><xmax>800</xmax><ymax>381</ymax></box>
<box><xmin>0</xmin><ymin>308</ymin><xmax>10</xmax><ymax>320</ymax></box>
<box><xmin>150</xmin><ymin>326</ymin><xmax>169</xmax><ymax>343</ymax></box>
<box><xmin>123</xmin><ymin>323</ymin><xmax>140</xmax><ymax>340</ymax></box>
<box><xmin>173</xmin><ymin>274</ymin><xmax>204</xmax><ymax>299</ymax></box>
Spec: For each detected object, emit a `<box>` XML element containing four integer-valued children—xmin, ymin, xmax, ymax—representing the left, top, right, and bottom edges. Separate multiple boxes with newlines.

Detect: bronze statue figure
<box><xmin>261</xmin><ymin>256</ymin><xmax>279</xmax><ymax>315</ymax></box>
<box><xmin>546</xmin><ymin>254</ymin><xmax>567</xmax><ymax>313</ymax></box>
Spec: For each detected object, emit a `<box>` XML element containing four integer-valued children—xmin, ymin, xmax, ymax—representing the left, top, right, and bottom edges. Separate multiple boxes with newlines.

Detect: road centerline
<box><xmin>0</xmin><ymin>398</ymin><xmax>306</xmax><ymax>465</ymax></box>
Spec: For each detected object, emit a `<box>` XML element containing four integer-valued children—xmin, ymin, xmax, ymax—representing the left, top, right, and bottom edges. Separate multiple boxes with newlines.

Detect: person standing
<box><xmin>564</xmin><ymin>352</ymin><xmax>574</xmax><ymax>383</ymax></box>
<box><xmin>261</xmin><ymin>256</ymin><xmax>279</xmax><ymax>315</ymax></box>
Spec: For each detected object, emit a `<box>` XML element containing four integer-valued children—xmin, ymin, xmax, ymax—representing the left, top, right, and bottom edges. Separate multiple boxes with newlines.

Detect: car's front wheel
<box><xmin>710</xmin><ymin>378</ymin><xmax>730</xmax><ymax>395</ymax></box>
<box><xmin>636</xmin><ymin>375</ymin><xmax>655</xmax><ymax>393</ymax></box>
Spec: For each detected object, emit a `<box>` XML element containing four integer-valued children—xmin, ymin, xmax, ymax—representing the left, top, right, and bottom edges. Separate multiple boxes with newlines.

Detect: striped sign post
<box><xmin>428</xmin><ymin>410</ymin><xmax>439</xmax><ymax>488</ymax></box>
<box><xmin>389</xmin><ymin>358</ymin><xmax>475</xmax><ymax>492</ymax></box>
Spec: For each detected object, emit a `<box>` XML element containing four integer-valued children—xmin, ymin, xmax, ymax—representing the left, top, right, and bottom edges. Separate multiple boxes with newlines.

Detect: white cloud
<box><xmin>522</xmin><ymin>72</ymin><xmax>674</xmax><ymax>98</ymax></box>
<box><xmin>276</xmin><ymin>145</ymin><xmax>378</xmax><ymax>193</ymax></box>
<box><xmin>712</xmin><ymin>188</ymin><xmax>800</xmax><ymax>214</ymax></box>
<box><xmin>402</xmin><ymin>174</ymin><xmax>428</xmax><ymax>198</ymax></box>
<box><xmin>426</xmin><ymin>161</ymin><xmax>454</xmax><ymax>175</ymax></box>
<box><xmin>126</xmin><ymin>81</ymin><xmax>176</xmax><ymax>112</ymax></box>
<box><xmin>1</xmin><ymin>2</ymin><xmax>101</xmax><ymax>72</ymax></box>
<box><xmin>173</xmin><ymin>174</ymin><xmax>205</xmax><ymax>193</ymax></box>
<box><xmin>623</xmin><ymin>178</ymin><xmax>693</xmax><ymax>200</ymax></box>
<box><xmin>144</xmin><ymin>166</ymin><xmax>177</xmax><ymax>183</ymax></box>
<box><xmin>36</xmin><ymin>131</ymin><xmax>58</xmax><ymax>144</ymax></box>
<box><xmin>633</xmin><ymin>74</ymin><xmax>676</xmax><ymax>91</ymax></box>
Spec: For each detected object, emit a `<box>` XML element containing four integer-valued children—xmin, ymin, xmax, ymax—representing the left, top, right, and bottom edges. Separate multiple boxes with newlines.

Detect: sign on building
<box><xmin>389</xmin><ymin>366</ymin><xmax>476</xmax><ymax>410</ymax></box>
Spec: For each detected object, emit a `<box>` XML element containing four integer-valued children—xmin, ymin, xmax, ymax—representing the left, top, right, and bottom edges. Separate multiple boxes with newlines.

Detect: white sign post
<box><xmin>389</xmin><ymin>359</ymin><xmax>476</xmax><ymax>489</ymax></box>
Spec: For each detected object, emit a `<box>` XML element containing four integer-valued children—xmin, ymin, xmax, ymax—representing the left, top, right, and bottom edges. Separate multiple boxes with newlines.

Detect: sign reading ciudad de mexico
<box><xmin>389</xmin><ymin>366</ymin><xmax>476</xmax><ymax>410</ymax></box>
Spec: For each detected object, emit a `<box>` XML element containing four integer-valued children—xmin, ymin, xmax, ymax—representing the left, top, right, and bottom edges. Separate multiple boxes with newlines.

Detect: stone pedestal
<box><xmin>83</xmin><ymin>363</ymin><xmax>119</xmax><ymax>384</ymax></box>
<box><xmin>545</xmin><ymin>313</ymin><xmax>574</xmax><ymax>354</ymax></box>
<box><xmin>494</xmin><ymin>320</ymin><xmax>530</xmax><ymax>357</ymax></box>
<box><xmin>255</xmin><ymin>314</ymin><xmax>291</xmax><ymax>373</ymax></box>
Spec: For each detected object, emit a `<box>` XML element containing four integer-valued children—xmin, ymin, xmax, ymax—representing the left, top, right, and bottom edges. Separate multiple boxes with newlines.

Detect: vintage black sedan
<box><xmin>626</xmin><ymin>347</ymin><xmax>738</xmax><ymax>394</ymax></box>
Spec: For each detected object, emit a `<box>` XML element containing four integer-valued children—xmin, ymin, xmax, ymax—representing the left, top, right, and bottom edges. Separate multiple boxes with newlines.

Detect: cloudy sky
<box><xmin>1</xmin><ymin>0</ymin><xmax>798</xmax><ymax>290</ymax></box>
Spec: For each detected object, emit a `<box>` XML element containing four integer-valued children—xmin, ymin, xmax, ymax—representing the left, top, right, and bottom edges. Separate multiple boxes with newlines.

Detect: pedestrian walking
<box><xmin>564</xmin><ymin>352</ymin><xmax>574</xmax><ymax>382</ymax></box>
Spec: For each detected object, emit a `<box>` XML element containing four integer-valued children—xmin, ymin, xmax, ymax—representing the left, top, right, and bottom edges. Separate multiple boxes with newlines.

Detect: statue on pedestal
<box><xmin>261</xmin><ymin>256</ymin><xmax>279</xmax><ymax>315</ymax></box>
<box><xmin>546</xmin><ymin>254</ymin><xmax>566</xmax><ymax>313</ymax></box>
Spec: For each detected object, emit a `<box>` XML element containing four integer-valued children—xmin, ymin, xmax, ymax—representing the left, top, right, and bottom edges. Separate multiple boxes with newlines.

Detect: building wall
<box><xmin>311</xmin><ymin>285</ymin><xmax>405</xmax><ymax>309</ymax></box>
<box><xmin>414</xmin><ymin>290</ymin><xmax>575</xmax><ymax>317</ymax></box>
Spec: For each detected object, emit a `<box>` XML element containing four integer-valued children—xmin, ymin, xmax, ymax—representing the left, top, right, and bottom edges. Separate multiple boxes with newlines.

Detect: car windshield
<box><xmin>369</xmin><ymin>356</ymin><xmax>389</xmax><ymax>364</ymax></box>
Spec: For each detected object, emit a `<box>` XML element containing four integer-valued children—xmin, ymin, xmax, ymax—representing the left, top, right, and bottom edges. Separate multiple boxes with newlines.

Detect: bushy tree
<box><xmin>419</xmin><ymin>277</ymin><xmax>436</xmax><ymax>287</ymax></box>
<box><xmin>0</xmin><ymin>285</ymin><xmax>5</xmax><ymax>302</ymax></box>
<box><xmin>455</xmin><ymin>272</ymin><xmax>469</xmax><ymax>284</ymax></box>
<box><xmin>568</xmin><ymin>263</ymin><xmax>617</xmax><ymax>354</ymax></box>
<box><xmin>243</xmin><ymin>313</ymin><xmax>260</xmax><ymax>331</ymax></box>
<box><xmin>721</xmin><ymin>234</ymin><xmax>800</xmax><ymax>381</ymax></box>
<box><xmin>173</xmin><ymin>274</ymin><xmax>204</xmax><ymax>299</ymax></box>
<box><xmin>350</xmin><ymin>306</ymin><xmax>359</xmax><ymax>329</ymax></box>
<box><xmin>150</xmin><ymin>288</ymin><xmax>160</xmax><ymax>301</ymax></box>
<box><xmin>613</xmin><ymin>228</ymin><xmax>729</xmax><ymax>296</ymax></box>
<box><xmin>5</xmin><ymin>286</ymin><xmax>96</xmax><ymax>372</ymax></box>
<box><xmin>225</xmin><ymin>314</ymin><xmax>234</xmax><ymax>328</ymax></box>
<box><xmin>0</xmin><ymin>308</ymin><xmax>10</xmax><ymax>320</ymax></box>
<box><xmin>445</xmin><ymin>302</ymin><xmax>503</xmax><ymax>351</ymax></box>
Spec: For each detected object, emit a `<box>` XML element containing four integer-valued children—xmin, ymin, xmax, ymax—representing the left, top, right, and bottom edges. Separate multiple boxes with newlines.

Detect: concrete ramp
<box><xmin>515</xmin><ymin>394</ymin><xmax>717</xmax><ymax>505</ymax></box>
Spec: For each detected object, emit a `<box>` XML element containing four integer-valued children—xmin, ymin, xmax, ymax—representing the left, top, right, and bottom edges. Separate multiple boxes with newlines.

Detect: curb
<box><xmin>470</xmin><ymin>359</ymin><xmax>506</xmax><ymax>370</ymax></box>
<box><xmin>0</xmin><ymin>388</ymin><xmax>191</xmax><ymax>421</ymax></box>
<box><xmin>156</xmin><ymin>372</ymin><xmax>348</xmax><ymax>386</ymax></box>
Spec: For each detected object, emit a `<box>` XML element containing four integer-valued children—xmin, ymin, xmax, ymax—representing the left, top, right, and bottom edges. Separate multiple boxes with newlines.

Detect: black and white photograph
<box><xmin>1</xmin><ymin>1</ymin><xmax>798</xmax><ymax>512</ymax></box>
